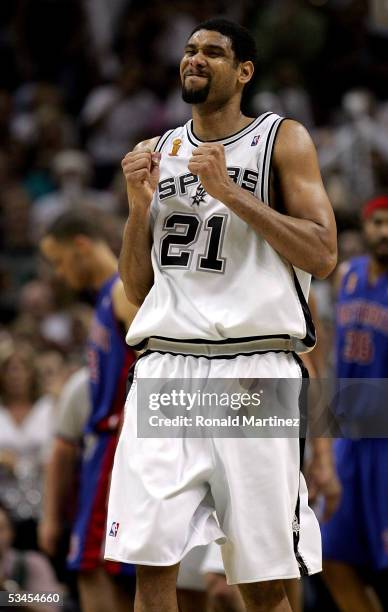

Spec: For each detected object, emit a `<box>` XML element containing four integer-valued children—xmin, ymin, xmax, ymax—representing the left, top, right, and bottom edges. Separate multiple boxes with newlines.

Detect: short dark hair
<box><xmin>189</xmin><ymin>18</ymin><xmax>257</xmax><ymax>65</ymax></box>
<box><xmin>45</xmin><ymin>212</ymin><xmax>105</xmax><ymax>242</ymax></box>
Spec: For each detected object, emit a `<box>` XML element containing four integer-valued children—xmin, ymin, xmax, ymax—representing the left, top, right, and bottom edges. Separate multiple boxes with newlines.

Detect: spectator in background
<box><xmin>319</xmin><ymin>90</ymin><xmax>388</xmax><ymax>208</ymax></box>
<box><xmin>0</xmin><ymin>502</ymin><xmax>62</xmax><ymax>611</ymax></box>
<box><xmin>10</xmin><ymin>83</ymin><xmax>78</xmax><ymax>201</ymax></box>
<box><xmin>32</xmin><ymin>150</ymin><xmax>118</xmax><ymax>240</ymax></box>
<box><xmin>36</xmin><ymin>350</ymin><xmax>69</xmax><ymax>408</ymax></box>
<box><xmin>251</xmin><ymin>0</ymin><xmax>327</xmax><ymax>93</ymax></box>
<box><xmin>0</xmin><ymin>186</ymin><xmax>36</xmax><ymax>320</ymax></box>
<box><xmin>12</xmin><ymin>0</ymin><xmax>99</xmax><ymax>112</ymax></box>
<box><xmin>14</xmin><ymin>278</ymin><xmax>93</xmax><ymax>359</ymax></box>
<box><xmin>81</xmin><ymin>64</ymin><xmax>159</xmax><ymax>188</ymax></box>
<box><xmin>0</xmin><ymin>344</ymin><xmax>57</xmax><ymax>549</ymax></box>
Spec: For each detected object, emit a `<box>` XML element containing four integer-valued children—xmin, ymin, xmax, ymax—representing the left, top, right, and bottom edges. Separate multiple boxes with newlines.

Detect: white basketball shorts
<box><xmin>104</xmin><ymin>348</ymin><xmax>322</xmax><ymax>584</ymax></box>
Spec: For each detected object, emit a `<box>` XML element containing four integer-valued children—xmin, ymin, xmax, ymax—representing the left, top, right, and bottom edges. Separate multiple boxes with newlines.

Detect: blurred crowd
<box><xmin>1</xmin><ymin>0</ymin><xmax>388</xmax><ymax>608</ymax></box>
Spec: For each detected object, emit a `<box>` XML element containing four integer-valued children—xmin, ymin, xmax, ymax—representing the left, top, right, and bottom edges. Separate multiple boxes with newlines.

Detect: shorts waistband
<box><xmin>146</xmin><ymin>336</ymin><xmax>294</xmax><ymax>357</ymax></box>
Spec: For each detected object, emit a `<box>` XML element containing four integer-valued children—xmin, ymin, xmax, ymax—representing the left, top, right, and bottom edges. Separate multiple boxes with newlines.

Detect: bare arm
<box><xmin>111</xmin><ymin>278</ymin><xmax>139</xmax><ymax>329</ymax></box>
<box><xmin>119</xmin><ymin>136</ymin><xmax>160</xmax><ymax>306</ymax></box>
<box><xmin>38</xmin><ymin>438</ymin><xmax>78</xmax><ymax>557</ymax></box>
<box><xmin>188</xmin><ymin>120</ymin><xmax>337</xmax><ymax>279</ymax></box>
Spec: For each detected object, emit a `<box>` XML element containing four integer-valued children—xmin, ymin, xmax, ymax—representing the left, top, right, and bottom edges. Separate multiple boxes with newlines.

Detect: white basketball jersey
<box><xmin>126</xmin><ymin>112</ymin><xmax>315</xmax><ymax>353</ymax></box>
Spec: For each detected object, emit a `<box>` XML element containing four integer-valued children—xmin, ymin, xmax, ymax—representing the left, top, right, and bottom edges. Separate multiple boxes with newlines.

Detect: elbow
<box><xmin>120</xmin><ymin>280</ymin><xmax>144</xmax><ymax>308</ymax></box>
<box><xmin>313</xmin><ymin>249</ymin><xmax>337</xmax><ymax>280</ymax></box>
<box><xmin>128</xmin><ymin>293</ymin><xmax>145</xmax><ymax>308</ymax></box>
<box><xmin>311</xmin><ymin>224</ymin><xmax>338</xmax><ymax>279</ymax></box>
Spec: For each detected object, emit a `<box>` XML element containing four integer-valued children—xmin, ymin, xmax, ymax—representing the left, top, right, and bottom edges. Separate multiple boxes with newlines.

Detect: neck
<box><xmin>369</xmin><ymin>257</ymin><xmax>388</xmax><ymax>282</ymax></box>
<box><xmin>191</xmin><ymin>96</ymin><xmax>253</xmax><ymax>141</ymax></box>
<box><xmin>91</xmin><ymin>246</ymin><xmax>118</xmax><ymax>290</ymax></box>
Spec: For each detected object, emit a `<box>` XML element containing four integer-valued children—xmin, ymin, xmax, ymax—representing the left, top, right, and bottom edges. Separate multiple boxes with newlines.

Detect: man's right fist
<box><xmin>121</xmin><ymin>149</ymin><xmax>161</xmax><ymax>206</ymax></box>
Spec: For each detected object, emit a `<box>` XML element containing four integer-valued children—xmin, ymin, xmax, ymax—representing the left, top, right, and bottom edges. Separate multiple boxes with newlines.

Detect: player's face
<box><xmin>40</xmin><ymin>235</ymin><xmax>91</xmax><ymax>290</ymax></box>
<box><xmin>364</xmin><ymin>209</ymin><xmax>388</xmax><ymax>265</ymax></box>
<box><xmin>180</xmin><ymin>30</ymin><xmax>242</xmax><ymax>105</ymax></box>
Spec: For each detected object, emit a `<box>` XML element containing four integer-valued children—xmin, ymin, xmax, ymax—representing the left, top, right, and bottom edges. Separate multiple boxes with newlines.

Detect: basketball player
<box><xmin>322</xmin><ymin>196</ymin><xmax>388</xmax><ymax>611</ymax></box>
<box><xmin>39</xmin><ymin>213</ymin><xmax>137</xmax><ymax>612</ymax></box>
<box><xmin>105</xmin><ymin>18</ymin><xmax>337</xmax><ymax>612</ymax></box>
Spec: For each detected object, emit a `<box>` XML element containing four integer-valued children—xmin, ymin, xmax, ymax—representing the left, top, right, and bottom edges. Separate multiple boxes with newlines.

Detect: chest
<box><xmin>157</xmin><ymin>145</ymin><xmax>262</xmax><ymax>212</ymax></box>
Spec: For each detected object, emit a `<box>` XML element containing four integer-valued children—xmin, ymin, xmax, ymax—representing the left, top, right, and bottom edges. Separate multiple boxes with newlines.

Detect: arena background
<box><xmin>0</xmin><ymin>0</ymin><xmax>388</xmax><ymax>610</ymax></box>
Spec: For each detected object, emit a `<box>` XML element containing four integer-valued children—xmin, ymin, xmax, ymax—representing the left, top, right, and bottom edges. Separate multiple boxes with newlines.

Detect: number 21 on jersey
<box><xmin>159</xmin><ymin>212</ymin><xmax>228</xmax><ymax>273</ymax></box>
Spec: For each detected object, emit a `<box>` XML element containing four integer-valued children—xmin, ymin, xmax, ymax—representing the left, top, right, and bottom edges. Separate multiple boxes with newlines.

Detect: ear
<box><xmin>73</xmin><ymin>235</ymin><xmax>93</xmax><ymax>253</ymax></box>
<box><xmin>238</xmin><ymin>61</ymin><xmax>254</xmax><ymax>85</ymax></box>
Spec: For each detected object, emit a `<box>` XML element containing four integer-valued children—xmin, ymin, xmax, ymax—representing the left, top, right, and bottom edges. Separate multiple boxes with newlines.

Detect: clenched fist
<box><xmin>121</xmin><ymin>149</ymin><xmax>161</xmax><ymax>209</ymax></box>
<box><xmin>188</xmin><ymin>143</ymin><xmax>233</xmax><ymax>201</ymax></box>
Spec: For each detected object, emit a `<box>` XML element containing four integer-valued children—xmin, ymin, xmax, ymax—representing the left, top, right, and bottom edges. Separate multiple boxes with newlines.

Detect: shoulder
<box><xmin>273</xmin><ymin>119</ymin><xmax>316</xmax><ymax>164</ymax></box>
<box><xmin>133</xmin><ymin>136</ymin><xmax>161</xmax><ymax>153</ymax></box>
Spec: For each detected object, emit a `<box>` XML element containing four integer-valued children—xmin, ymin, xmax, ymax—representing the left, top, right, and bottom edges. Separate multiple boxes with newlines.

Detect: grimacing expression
<box><xmin>364</xmin><ymin>209</ymin><xmax>388</xmax><ymax>265</ymax></box>
<box><xmin>40</xmin><ymin>235</ymin><xmax>92</xmax><ymax>290</ymax></box>
<box><xmin>180</xmin><ymin>30</ymin><xmax>249</xmax><ymax>105</ymax></box>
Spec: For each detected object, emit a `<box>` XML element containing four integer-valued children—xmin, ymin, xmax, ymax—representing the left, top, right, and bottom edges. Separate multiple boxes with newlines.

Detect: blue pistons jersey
<box><xmin>336</xmin><ymin>255</ymin><xmax>388</xmax><ymax>379</ymax></box>
<box><xmin>68</xmin><ymin>274</ymin><xmax>136</xmax><ymax>573</ymax></box>
<box><xmin>86</xmin><ymin>274</ymin><xmax>135</xmax><ymax>433</ymax></box>
<box><xmin>322</xmin><ymin>255</ymin><xmax>388</xmax><ymax>571</ymax></box>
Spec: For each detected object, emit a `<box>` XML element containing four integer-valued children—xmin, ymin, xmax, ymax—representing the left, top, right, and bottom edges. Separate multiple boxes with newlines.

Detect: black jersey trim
<box><xmin>186</xmin><ymin>112</ymin><xmax>273</xmax><ymax>148</ymax></box>
<box><xmin>292</xmin><ymin>271</ymin><xmax>316</xmax><ymax>349</ymax></box>
<box><xmin>153</xmin><ymin>134</ymin><xmax>163</xmax><ymax>152</ymax></box>
<box><xmin>292</xmin><ymin>353</ymin><xmax>310</xmax><ymax>576</ymax></box>
<box><xmin>265</xmin><ymin>117</ymin><xmax>285</xmax><ymax>207</ymax></box>
<box><xmin>128</xmin><ymin>333</ymin><xmax>291</xmax><ymax>351</ymax></box>
<box><xmin>260</xmin><ymin>119</ymin><xmax>278</xmax><ymax>204</ymax></box>
<box><xmin>140</xmin><ymin>348</ymin><xmax>291</xmax><ymax>361</ymax></box>
<box><xmin>125</xmin><ymin>359</ymin><xmax>137</xmax><ymax>396</ymax></box>
<box><xmin>155</xmin><ymin>129</ymin><xmax>175</xmax><ymax>153</ymax></box>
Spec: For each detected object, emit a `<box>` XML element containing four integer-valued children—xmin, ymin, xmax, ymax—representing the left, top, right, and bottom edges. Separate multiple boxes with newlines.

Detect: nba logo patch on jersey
<box><xmin>109</xmin><ymin>521</ymin><xmax>120</xmax><ymax>537</ymax></box>
<box><xmin>251</xmin><ymin>134</ymin><xmax>260</xmax><ymax>146</ymax></box>
<box><xmin>169</xmin><ymin>138</ymin><xmax>182</xmax><ymax>156</ymax></box>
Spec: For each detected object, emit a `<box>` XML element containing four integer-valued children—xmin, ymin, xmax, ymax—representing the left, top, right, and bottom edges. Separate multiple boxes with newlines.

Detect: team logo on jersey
<box><xmin>169</xmin><ymin>138</ymin><xmax>182</xmax><ymax>156</ymax></box>
<box><xmin>191</xmin><ymin>184</ymin><xmax>207</xmax><ymax>206</ymax></box>
<box><xmin>345</xmin><ymin>272</ymin><xmax>358</xmax><ymax>294</ymax></box>
<box><xmin>251</xmin><ymin>134</ymin><xmax>260</xmax><ymax>146</ymax></box>
<box><xmin>109</xmin><ymin>521</ymin><xmax>120</xmax><ymax>537</ymax></box>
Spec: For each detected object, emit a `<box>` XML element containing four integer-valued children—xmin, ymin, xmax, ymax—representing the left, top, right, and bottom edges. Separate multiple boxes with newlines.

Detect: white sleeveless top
<box><xmin>126</xmin><ymin>112</ymin><xmax>315</xmax><ymax>353</ymax></box>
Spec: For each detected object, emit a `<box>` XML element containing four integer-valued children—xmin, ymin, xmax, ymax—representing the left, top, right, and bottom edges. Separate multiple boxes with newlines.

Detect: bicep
<box><xmin>274</xmin><ymin>120</ymin><xmax>335</xmax><ymax>228</ymax></box>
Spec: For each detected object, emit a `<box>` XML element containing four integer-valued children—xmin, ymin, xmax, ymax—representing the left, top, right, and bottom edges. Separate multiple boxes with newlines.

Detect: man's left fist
<box><xmin>188</xmin><ymin>143</ymin><xmax>232</xmax><ymax>202</ymax></box>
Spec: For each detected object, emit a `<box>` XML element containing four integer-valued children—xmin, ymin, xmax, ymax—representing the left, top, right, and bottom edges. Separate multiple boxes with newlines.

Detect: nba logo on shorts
<box><xmin>251</xmin><ymin>134</ymin><xmax>260</xmax><ymax>146</ymax></box>
<box><xmin>109</xmin><ymin>521</ymin><xmax>120</xmax><ymax>537</ymax></box>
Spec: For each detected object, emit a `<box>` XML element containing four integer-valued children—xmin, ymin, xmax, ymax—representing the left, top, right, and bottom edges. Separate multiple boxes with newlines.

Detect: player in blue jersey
<box><xmin>322</xmin><ymin>195</ymin><xmax>388</xmax><ymax>611</ymax></box>
<box><xmin>39</xmin><ymin>213</ymin><xmax>137</xmax><ymax>612</ymax></box>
